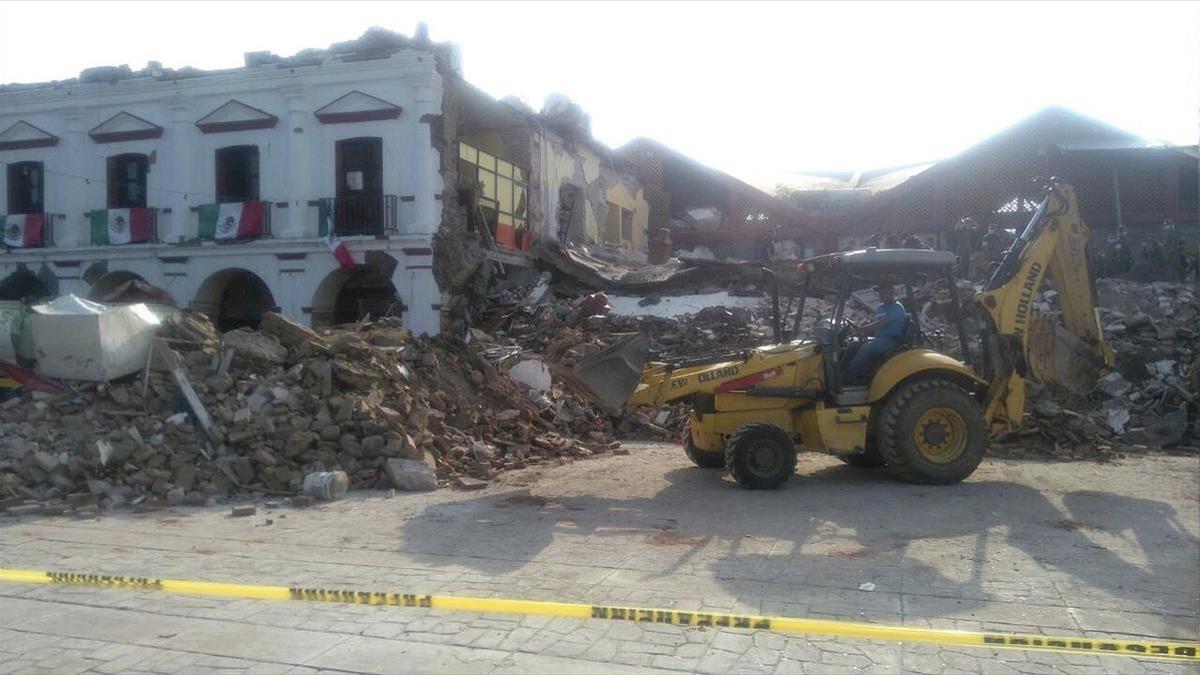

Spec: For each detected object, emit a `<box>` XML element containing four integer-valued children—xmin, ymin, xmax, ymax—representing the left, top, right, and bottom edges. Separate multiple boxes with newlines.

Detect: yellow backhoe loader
<box><xmin>573</xmin><ymin>182</ymin><xmax>1114</xmax><ymax>488</ymax></box>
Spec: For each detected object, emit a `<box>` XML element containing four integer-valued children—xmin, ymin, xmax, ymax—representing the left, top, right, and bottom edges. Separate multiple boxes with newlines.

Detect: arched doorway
<box><xmin>311</xmin><ymin>266</ymin><xmax>403</xmax><ymax>328</ymax></box>
<box><xmin>193</xmin><ymin>268</ymin><xmax>277</xmax><ymax>332</ymax></box>
<box><xmin>0</xmin><ymin>268</ymin><xmax>50</xmax><ymax>301</ymax></box>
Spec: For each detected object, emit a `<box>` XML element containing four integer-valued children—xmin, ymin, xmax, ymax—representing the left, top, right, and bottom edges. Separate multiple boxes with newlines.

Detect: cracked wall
<box><xmin>532</xmin><ymin>130</ymin><xmax>648</xmax><ymax>251</ymax></box>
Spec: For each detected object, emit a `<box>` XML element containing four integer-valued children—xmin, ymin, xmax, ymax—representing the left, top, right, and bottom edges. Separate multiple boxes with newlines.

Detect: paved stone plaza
<box><xmin>2</xmin><ymin>444</ymin><xmax>1197</xmax><ymax>674</ymax></box>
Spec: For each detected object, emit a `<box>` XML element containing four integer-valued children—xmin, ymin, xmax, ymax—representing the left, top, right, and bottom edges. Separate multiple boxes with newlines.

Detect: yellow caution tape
<box><xmin>1</xmin><ymin>567</ymin><xmax>1196</xmax><ymax>662</ymax></box>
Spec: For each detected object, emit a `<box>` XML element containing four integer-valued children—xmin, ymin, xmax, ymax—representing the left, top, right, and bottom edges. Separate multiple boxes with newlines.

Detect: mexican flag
<box><xmin>325</xmin><ymin>230</ymin><xmax>357</xmax><ymax>270</ymax></box>
<box><xmin>91</xmin><ymin>208</ymin><xmax>153</xmax><ymax>245</ymax></box>
<box><xmin>318</xmin><ymin>201</ymin><xmax>355</xmax><ymax>269</ymax></box>
<box><xmin>2</xmin><ymin>214</ymin><xmax>45</xmax><ymax>248</ymax></box>
<box><xmin>197</xmin><ymin>201</ymin><xmax>266</xmax><ymax>240</ymax></box>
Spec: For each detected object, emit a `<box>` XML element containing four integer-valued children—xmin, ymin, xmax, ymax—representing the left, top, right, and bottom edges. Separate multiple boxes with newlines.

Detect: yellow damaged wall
<box><xmin>536</xmin><ymin>131</ymin><xmax>649</xmax><ymax>251</ymax></box>
<box><xmin>604</xmin><ymin>182</ymin><xmax>650</xmax><ymax>252</ymax></box>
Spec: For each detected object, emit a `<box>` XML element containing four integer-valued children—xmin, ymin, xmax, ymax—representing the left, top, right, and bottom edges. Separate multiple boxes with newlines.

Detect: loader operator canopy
<box><xmin>785</xmin><ymin>247</ymin><xmax>972</xmax><ymax>384</ymax></box>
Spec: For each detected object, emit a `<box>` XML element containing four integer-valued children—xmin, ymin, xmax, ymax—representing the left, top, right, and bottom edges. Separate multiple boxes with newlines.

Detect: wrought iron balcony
<box><xmin>317</xmin><ymin>195</ymin><xmax>398</xmax><ymax>237</ymax></box>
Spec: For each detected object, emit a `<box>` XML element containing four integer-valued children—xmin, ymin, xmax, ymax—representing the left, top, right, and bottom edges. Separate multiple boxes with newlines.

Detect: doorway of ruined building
<box><xmin>192</xmin><ymin>268</ymin><xmax>277</xmax><ymax>332</ymax></box>
<box><xmin>311</xmin><ymin>256</ymin><xmax>403</xmax><ymax>328</ymax></box>
<box><xmin>557</xmin><ymin>183</ymin><xmax>583</xmax><ymax>245</ymax></box>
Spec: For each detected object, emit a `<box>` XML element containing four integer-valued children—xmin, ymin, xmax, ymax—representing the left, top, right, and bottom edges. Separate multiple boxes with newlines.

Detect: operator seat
<box><xmin>839</xmin><ymin>304</ymin><xmax>919</xmax><ymax>387</ymax></box>
<box><xmin>866</xmin><ymin>314</ymin><xmax>921</xmax><ymax>370</ymax></box>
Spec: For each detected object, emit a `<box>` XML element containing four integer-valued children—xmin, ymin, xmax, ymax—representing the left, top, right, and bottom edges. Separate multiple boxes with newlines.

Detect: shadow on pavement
<box><xmin>398</xmin><ymin>459</ymin><xmax>1199</xmax><ymax>630</ymax></box>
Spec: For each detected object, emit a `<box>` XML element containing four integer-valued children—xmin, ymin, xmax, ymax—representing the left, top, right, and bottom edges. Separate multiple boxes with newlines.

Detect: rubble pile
<box><xmin>1</xmin><ymin>267</ymin><xmax>1193</xmax><ymax>514</ymax></box>
<box><xmin>1089</xmin><ymin>280</ymin><xmax>1197</xmax><ymax>445</ymax></box>
<box><xmin>496</xmin><ymin>306</ymin><xmax>769</xmax><ymax>364</ymax></box>
<box><xmin>0</xmin><ymin>312</ymin><xmax>622</xmax><ymax>511</ymax></box>
<box><xmin>489</xmin><ymin>273</ymin><xmax>1199</xmax><ymax>456</ymax></box>
<box><xmin>478</xmin><ymin>293</ymin><xmax>781</xmax><ymax>438</ymax></box>
<box><xmin>996</xmin><ymin>279</ymin><xmax>1198</xmax><ymax>456</ymax></box>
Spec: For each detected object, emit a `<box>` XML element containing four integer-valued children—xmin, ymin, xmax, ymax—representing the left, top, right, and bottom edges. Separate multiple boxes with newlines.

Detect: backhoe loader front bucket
<box><xmin>568</xmin><ymin>334</ymin><xmax>651</xmax><ymax>409</ymax></box>
<box><xmin>1027</xmin><ymin>313</ymin><xmax>1108</xmax><ymax>396</ymax></box>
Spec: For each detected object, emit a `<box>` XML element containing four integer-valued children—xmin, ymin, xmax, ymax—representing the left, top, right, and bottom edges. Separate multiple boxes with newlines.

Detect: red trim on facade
<box><xmin>197</xmin><ymin>118</ymin><xmax>278</xmax><ymax>133</ymax></box>
<box><xmin>195</xmin><ymin>100</ymin><xmax>279</xmax><ymax>134</ymax></box>
<box><xmin>316</xmin><ymin>109</ymin><xmax>402</xmax><ymax>124</ymax></box>
<box><xmin>314</xmin><ymin>91</ymin><xmax>402</xmax><ymax>125</ymax></box>
<box><xmin>0</xmin><ymin>137</ymin><xmax>59</xmax><ymax>150</ymax></box>
<box><xmin>90</xmin><ymin>128</ymin><xmax>164</xmax><ymax>143</ymax></box>
<box><xmin>0</xmin><ymin>121</ymin><xmax>59</xmax><ymax>151</ymax></box>
<box><xmin>89</xmin><ymin>112</ymin><xmax>164</xmax><ymax>144</ymax></box>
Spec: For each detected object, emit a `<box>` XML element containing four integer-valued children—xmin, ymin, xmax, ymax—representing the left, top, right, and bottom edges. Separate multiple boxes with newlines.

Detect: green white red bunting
<box><xmin>2</xmin><ymin>214</ymin><xmax>45</xmax><ymax>248</ymax></box>
<box><xmin>90</xmin><ymin>208</ymin><xmax>153</xmax><ymax>245</ymax></box>
<box><xmin>197</xmin><ymin>202</ymin><xmax>266</xmax><ymax>240</ymax></box>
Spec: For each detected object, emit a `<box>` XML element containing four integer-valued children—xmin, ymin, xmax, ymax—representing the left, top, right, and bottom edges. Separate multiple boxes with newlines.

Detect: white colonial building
<box><xmin>0</xmin><ymin>31</ymin><xmax>454</xmax><ymax>334</ymax></box>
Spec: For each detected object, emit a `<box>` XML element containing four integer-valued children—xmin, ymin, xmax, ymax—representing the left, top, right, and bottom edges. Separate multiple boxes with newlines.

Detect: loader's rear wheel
<box><xmin>724</xmin><ymin>423</ymin><xmax>797</xmax><ymax>489</ymax></box>
<box><xmin>683</xmin><ymin>426</ymin><xmax>725</xmax><ymax>469</ymax></box>
<box><xmin>877</xmin><ymin>378</ymin><xmax>986</xmax><ymax>484</ymax></box>
<box><xmin>838</xmin><ymin>447</ymin><xmax>885</xmax><ymax>468</ymax></box>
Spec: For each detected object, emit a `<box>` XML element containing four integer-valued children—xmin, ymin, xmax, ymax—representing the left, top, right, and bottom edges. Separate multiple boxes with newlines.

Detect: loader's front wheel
<box><xmin>877</xmin><ymin>378</ymin><xmax>986</xmax><ymax>484</ymax></box>
<box><xmin>684</xmin><ymin>426</ymin><xmax>725</xmax><ymax>468</ymax></box>
<box><xmin>724</xmin><ymin>423</ymin><xmax>797</xmax><ymax>489</ymax></box>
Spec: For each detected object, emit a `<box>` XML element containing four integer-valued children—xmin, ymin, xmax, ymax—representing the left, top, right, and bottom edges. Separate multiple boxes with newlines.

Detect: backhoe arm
<box><xmin>627</xmin><ymin>360</ymin><xmax>743</xmax><ymax>407</ymax></box>
<box><xmin>976</xmin><ymin>183</ymin><xmax>1115</xmax><ymax>434</ymax></box>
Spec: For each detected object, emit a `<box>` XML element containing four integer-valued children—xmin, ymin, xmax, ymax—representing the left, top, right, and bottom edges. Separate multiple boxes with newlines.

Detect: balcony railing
<box><xmin>317</xmin><ymin>194</ymin><xmax>398</xmax><ymax>237</ymax></box>
<box><xmin>2</xmin><ymin>213</ymin><xmax>57</xmax><ymax>248</ymax></box>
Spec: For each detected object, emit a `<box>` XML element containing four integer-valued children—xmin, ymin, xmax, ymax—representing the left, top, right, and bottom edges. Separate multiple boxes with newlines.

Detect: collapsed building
<box><xmin>780</xmin><ymin>107</ymin><xmax>1199</xmax><ymax>252</ymax></box>
<box><xmin>0</xmin><ymin>26</ymin><xmax>652</xmax><ymax>336</ymax></box>
<box><xmin>617</xmin><ymin>138</ymin><xmax>820</xmax><ymax>262</ymax></box>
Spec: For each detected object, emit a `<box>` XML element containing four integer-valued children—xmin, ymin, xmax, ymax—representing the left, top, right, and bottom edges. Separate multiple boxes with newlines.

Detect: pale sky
<box><xmin>2</xmin><ymin>1</ymin><xmax>1197</xmax><ymax>189</ymax></box>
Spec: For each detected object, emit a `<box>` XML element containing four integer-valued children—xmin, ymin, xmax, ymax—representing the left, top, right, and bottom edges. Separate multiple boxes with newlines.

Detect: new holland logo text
<box><xmin>1013</xmin><ymin>261</ymin><xmax>1042</xmax><ymax>338</ymax></box>
<box><xmin>698</xmin><ymin>366</ymin><xmax>739</xmax><ymax>383</ymax></box>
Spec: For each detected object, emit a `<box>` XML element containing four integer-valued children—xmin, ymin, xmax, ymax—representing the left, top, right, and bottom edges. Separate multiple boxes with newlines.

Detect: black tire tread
<box><xmin>724</xmin><ymin>422</ymin><xmax>797</xmax><ymax>489</ymax></box>
<box><xmin>876</xmin><ymin>378</ymin><xmax>986</xmax><ymax>484</ymax></box>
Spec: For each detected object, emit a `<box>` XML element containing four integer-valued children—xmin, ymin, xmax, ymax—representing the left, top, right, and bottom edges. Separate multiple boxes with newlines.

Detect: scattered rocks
<box><xmin>1</xmin><ymin>310</ymin><xmax>618</xmax><ymax>510</ymax></box>
<box><xmin>1005</xmin><ymin>278</ymin><xmax>1198</xmax><ymax>455</ymax></box>
<box><xmin>385</xmin><ymin>458</ymin><xmax>438</xmax><ymax>492</ymax></box>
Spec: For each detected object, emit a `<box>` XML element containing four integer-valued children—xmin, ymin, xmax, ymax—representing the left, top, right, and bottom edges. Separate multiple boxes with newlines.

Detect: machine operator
<box><xmin>846</xmin><ymin>283</ymin><xmax>908</xmax><ymax>382</ymax></box>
